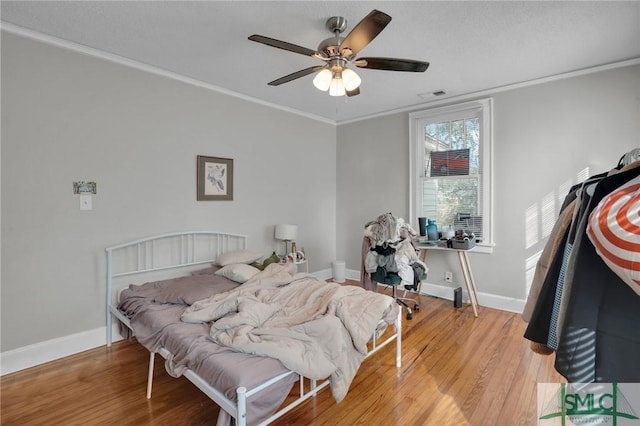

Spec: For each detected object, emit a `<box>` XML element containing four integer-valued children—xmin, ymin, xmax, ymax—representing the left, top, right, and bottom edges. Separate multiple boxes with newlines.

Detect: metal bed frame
<box><xmin>106</xmin><ymin>231</ymin><xmax>402</xmax><ymax>426</ymax></box>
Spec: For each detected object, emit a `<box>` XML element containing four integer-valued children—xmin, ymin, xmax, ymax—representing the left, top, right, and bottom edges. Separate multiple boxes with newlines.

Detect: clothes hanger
<box><xmin>616</xmin><ymin>148</ymin><xmax>640</xmax><ymax>169</ymax></box>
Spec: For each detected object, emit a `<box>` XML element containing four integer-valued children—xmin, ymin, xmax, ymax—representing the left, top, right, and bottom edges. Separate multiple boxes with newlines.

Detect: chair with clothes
<box><xmin>361</xmin><ymin>213</ymin><xmax>428</xmax><ymax>320</ymax></box>
<box><xmin>370</xmin><ymin>267</ymin><xmax>425</xmax><ymax>320</ymax></box>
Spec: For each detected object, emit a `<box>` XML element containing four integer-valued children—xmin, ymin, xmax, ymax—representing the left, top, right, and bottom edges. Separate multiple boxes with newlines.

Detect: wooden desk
<box><xmin>417</xmin><ymin>244</ymin><xmax>480</xmax><ymax>317</ymax></box>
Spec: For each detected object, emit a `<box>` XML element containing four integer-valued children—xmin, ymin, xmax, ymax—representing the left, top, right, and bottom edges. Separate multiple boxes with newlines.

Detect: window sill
<box><xmin>472</xmin><ymin>243</ymin><xmax>494</xmax><ymax>254</ymax></box>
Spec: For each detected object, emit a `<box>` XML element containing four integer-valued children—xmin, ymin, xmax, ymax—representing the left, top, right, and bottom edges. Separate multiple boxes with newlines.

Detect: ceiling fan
<box><xmin>248</xmin><ymin>9</ymin><xmax>429</xmax><ymax>97</ymax></box>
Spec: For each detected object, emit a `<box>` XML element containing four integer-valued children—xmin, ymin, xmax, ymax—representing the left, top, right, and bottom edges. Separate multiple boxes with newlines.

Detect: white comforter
<box><xmin>181</xmin><ymin>262</ymin><xmax>395</xmax><ymax>402</ymax></box>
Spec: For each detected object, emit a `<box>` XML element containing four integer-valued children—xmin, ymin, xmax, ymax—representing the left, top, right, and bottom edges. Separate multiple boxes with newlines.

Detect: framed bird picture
<box><xmin>197</xmin><ymin>155</ymin><xmax>234</xmax><ymax>201</ymax></box>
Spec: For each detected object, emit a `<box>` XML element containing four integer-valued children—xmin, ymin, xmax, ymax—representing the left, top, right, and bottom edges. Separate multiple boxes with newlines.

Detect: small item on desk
<box><xmin>418</xmin><ymin>217</ymin><xmax>427</xmax><ymax>236</ymax></box>
<box><xmin>427</xmin><ymin>219</ymin><xmax>439</xmax><ymax>241</ymax></box>
<box><xmin>451</xmin><ymin>229</ymin><xmax>476</xmax><ymax>250</ymax></box>
<box><xmin>443</xmin><ymin>225</ymin><xmax>455</xmax><ymax>240</ymax></box>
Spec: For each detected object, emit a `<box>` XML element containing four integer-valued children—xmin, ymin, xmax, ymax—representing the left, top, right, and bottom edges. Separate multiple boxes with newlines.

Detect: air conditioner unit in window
<box><xmin>454</xmin><ymin>213</ymin><xmax>482</xmax><ymax>241</ymax></box>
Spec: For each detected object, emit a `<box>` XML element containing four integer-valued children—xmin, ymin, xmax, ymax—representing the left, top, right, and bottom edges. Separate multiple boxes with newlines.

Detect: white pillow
<box><xmin>215</xmin><ymin>264</ymin><xmax>260</xmax><ymax>283</ymax></box>
<box><xmin>215</xmin><ymin>249</ymin><xmax>262</xmax><ymax>267</ymax></box>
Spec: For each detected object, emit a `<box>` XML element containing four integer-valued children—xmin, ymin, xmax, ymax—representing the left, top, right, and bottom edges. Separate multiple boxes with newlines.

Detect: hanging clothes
<box><xmin>523</xmin><ymin>175</ymin><xmax>606</xmax><ymax>345</ymax></box>
<box><xmin>523</xmin><ymin>156</ymin><xmax>640</xmax><ymax>383</ymax></box>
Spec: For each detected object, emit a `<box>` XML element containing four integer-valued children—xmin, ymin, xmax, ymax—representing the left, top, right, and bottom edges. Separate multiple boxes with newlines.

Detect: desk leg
<box><xmin>462</xmin><ymin>251</ymin><xmax>479</xmax><ymax>310</ymax></box>
<box><xmin>419</xmin><ymin>248</ymin><xmax>428</xmax><ymax>264</ymax></box>
<box><xmin>457</xmin><ymin>251</ymin><xmax>479</xmax><ymax>317</ymax></box>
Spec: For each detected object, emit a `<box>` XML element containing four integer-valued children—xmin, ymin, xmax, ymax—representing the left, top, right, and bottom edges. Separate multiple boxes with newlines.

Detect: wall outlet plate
<box><xmin>445</xmin><ymin>271</ymin><xmax>453</xmax><ymax>282</ymax></box>
<box><xmin>79</xmin><ymin>194</ymin><xmax>92</xmax><ymax>210</ymax></box>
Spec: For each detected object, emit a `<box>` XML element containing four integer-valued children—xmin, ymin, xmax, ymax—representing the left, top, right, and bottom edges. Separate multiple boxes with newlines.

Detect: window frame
<box><xmin>409</xmin><ymin>98</ymin><xmax>494</xmax><ymax>253</ymax></box>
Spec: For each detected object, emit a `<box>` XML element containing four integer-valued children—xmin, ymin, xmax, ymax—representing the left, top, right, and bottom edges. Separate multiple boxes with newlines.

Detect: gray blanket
<box><xmin>182</xmin><ymin>262</ymin><xmax>396</xmax><ymax>402</ymax></box>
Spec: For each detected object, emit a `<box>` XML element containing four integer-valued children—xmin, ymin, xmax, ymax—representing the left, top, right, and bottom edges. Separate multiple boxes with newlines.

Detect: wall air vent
<box><xmin>418</xmin><ymin>90</ymin><xmax>447</xmax><ymax>99</ymax></box>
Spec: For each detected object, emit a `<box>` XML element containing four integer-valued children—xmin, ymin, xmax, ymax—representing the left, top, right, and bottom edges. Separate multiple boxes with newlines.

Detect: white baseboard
<box><xmin>345</xmin><ymin>268</ymin><xmax>362</xmax><ymax>282</ymax></box>
<box><xmin>347</xmin><ymin>268</ymin><xmax>525</xmax><ymax>314</ymax></box>
<box><xmin>313</xmin><ymin>268</ymin><xmax>333</xmax><ymax>281</ymax></box>
<box><xmin>1</xmin><ymin>325</ymin><xmax>123</xmax><ymax>376</ymax></box>
<box><xmin>419</xmin><ymin>282</ymin><xmax>525</xmax><ymax>313</ymax></box>
<box><xmin>1</xmin><ymin>268</ymin><xmax>524</xmax><ymax>376</ymax></box>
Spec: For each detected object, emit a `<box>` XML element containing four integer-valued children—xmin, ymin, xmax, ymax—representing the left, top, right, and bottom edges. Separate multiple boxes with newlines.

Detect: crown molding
<box><xmin>337</xmin><ymin>57</ymin><xmax>640</xmax><ymax>125</ymax></box>
<box><xmin>0</xmin><ymin>22</ymin><xmax>337</xmax><ymax>126</ymax></box>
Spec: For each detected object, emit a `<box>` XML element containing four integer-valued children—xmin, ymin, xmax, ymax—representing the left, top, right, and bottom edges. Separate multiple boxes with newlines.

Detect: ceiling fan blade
<box><xmin>346</xmin><ymin>87</ymin><xmax>360</xmax><ymax>97</ymax></box>
<box><xmin>267</xmin><ymin>66</ymin><xmax>326</xmax><ymax>86</ymax></box>
<box><xmin>340</xmin><ymin>10</ymin><xmax>392</xmax><ymax>57</ymax></box>
<box><xmin>355</xmin><ymin>57</ymin><xmax>430</xmax><ymax>72</ymax></box>
<box><xmin>249</xmin><ymin>34</ymin><xmax>318</xmax><ymax>57</ymax></box>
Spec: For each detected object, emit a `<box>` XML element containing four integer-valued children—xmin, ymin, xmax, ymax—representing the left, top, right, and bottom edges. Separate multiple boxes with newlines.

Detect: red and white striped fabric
<box><xmin>587</xmin><ymin>175</ymin><xmax>640</xmax><ymax>296</ymax></box>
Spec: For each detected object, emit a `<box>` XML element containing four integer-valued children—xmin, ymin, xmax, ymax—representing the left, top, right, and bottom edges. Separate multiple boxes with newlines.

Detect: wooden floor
<box><xmin>1</xmin><ymin>281</ymin><xmax>565</xmax><ymax>425</ymax></box>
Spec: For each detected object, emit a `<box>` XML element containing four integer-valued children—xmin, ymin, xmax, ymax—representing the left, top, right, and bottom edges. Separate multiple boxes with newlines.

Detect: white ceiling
<box><xmin>2</xmin><ymin>1</ymin><xmax>639</xmax><ymax>124</ymax></box>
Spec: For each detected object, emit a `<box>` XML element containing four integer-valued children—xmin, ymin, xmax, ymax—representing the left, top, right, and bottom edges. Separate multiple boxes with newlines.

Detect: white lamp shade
<box><xmin>329</xmin><ymin>75</ymin><xmax>345</xmax><ymax>97</ymax></box>
<box><xmin>313</xmin><ymin>69</ymin><xmax>332</xmax><ymax>91</ymax></box>
<box><xmin>275</xmin><ymin>224</ymin><xmax>298</xmax><ymax>241</ymax></box>
<box><xmin>342</xmin><ymin>68</ymin><xmax>361</xmax><ymax>91</ymax></box>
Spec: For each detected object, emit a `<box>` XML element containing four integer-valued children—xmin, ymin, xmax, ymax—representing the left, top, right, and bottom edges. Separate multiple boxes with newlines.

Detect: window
<box><xmin>409</xmin><ymin>99</ymin><xmax>493</xmax><ymax>251</ymax></box>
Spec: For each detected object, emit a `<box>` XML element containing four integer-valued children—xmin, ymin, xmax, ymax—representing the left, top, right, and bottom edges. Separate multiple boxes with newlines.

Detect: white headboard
<box><xmin>105</xmin><ymin>231</ymin><xmax>247</xmax><ymax>345</ymax></box>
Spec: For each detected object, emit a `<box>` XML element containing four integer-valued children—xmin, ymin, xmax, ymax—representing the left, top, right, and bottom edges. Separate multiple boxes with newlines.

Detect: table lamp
<box><xmin>275</xmin><ymin>224</ymin><xmax>297</xmax><ymax>256</ymax></box>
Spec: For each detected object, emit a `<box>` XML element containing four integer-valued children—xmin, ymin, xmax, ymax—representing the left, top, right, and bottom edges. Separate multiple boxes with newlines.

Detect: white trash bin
<box><xmin>332</xmin><ymin>260</ymin><xmax>346</xmax><ymax>283</ymax></box>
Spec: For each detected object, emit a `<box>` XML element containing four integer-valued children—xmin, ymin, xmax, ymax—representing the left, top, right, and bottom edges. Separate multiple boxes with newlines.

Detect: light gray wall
<box><xmin>336</xmin><ymin>113</ymin><xmax>409</xmax><ymax>270</ymax></box>
<box><xmin>1</xmin><ymin>32</ymin><xmax>336</xmax><ymax>351</ymax></box>
<box><xmin>337</xmin><ymin>64</ymin><xmax>640</xmax><ymax>301</ymax></box>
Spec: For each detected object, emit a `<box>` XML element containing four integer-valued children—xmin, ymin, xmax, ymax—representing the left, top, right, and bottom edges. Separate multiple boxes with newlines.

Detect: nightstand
<box><xmin>294</xmin><ymin>259</ymin><xmax>308</xmax><ymax>273</ymax></box>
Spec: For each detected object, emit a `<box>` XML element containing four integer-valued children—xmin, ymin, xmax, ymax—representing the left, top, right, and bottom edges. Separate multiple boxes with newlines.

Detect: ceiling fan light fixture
<box><xmin>312</xmin><ymin>68</ymin><xmax>333</xmax><ymax>91</ymax></box>
<box><xmin>342</xmin><ymin>68</ymin><xmax>361</xmax><ymax>91</ymax></box>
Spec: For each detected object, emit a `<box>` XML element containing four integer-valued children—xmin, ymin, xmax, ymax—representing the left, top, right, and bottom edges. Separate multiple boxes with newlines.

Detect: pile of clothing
<box><xmin>361</xmin><ymin>213</ymin><xmax>428</xmax><ymax>292</ymax></box>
